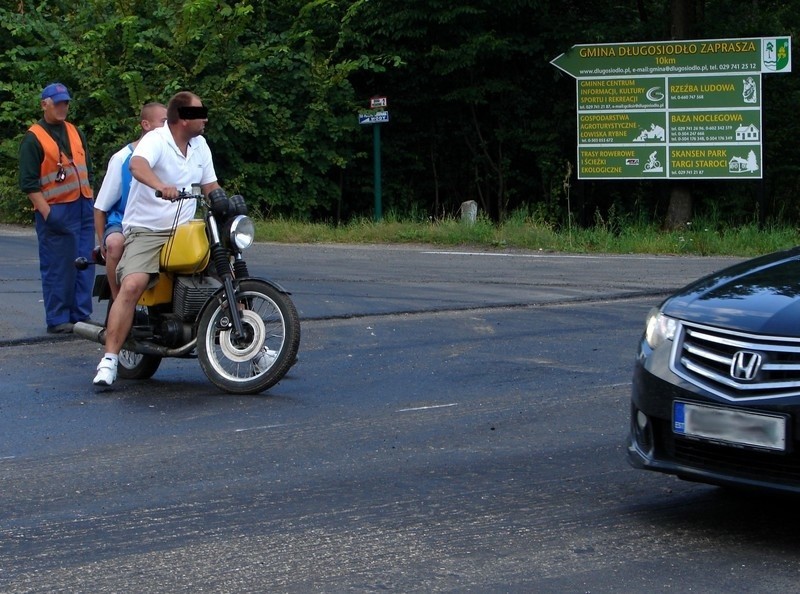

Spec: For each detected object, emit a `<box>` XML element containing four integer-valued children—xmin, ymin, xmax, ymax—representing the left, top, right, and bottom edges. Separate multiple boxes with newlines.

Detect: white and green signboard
<box><xmin>551</xmin><ymin>37</ymin><xmax>791</xmax><ymax>180</ymax></box>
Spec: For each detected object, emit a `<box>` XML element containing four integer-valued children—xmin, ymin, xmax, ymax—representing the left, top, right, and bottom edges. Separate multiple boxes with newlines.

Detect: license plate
<box><xmin>673</xmin><ymin>401</ymin><xmax>787</xmax><ymax>451</ymax></box>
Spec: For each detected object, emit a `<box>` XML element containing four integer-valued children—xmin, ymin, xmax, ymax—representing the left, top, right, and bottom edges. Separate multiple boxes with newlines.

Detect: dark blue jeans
<box><xmin>34</xmin><ymin>198</ymin><xmax>94</xmax><ymax>328</ymax></box>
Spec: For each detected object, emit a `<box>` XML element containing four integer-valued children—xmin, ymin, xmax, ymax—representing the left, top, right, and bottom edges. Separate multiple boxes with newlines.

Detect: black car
<box><xmin>627</xmin><ymin>247</ymin><xmax>800</xmax><ymax>494</ymax></box>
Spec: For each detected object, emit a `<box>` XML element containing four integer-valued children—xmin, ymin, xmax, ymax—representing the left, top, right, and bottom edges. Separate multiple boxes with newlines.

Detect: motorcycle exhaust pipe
<box><xmin>130</xmin><ymin>339</ymin><xmax>197</xmax><ymax>357</ymax></box>
<box><xmin>73</xmin><ymin>321</ymin><xmax>197</xmax><ymax>357</ymax></box>
<box><xmin>73</xmin><ymin>321</ymin><xmax>106</xmax><ymax>343</ymax></box>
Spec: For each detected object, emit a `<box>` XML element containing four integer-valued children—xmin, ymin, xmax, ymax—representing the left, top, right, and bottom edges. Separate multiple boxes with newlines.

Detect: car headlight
<box><xmin>227</xmin><ymin>215</ymin><xmax>255</xmax><ymax>250</ymax></box>
<box><xmin>644</xmin><ymin>308</ymin><xmax>677</xmax><ymax>350</ymax></box>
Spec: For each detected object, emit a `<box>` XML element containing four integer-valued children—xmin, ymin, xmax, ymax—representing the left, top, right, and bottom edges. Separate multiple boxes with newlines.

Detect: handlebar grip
<box><xmin>155</xmin><ymin>189</ymin><xmax>196</xmax><ymax>201</ymax></box>
<box><xmin>155</xmin><ymin>190</ymin><xmax>179</xmax><ymax>202</ymax></box>
<box><xmin>155</xmin><ymin>189</ymin><xmax>191</xmax><ymax>200</ymax></box>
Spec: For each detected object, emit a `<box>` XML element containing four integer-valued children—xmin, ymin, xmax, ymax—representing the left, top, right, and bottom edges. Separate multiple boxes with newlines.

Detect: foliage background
<box><xmin>0</xmin><ymin>0</ymin><xmax>797</xmax><ymax>229</ymax></box>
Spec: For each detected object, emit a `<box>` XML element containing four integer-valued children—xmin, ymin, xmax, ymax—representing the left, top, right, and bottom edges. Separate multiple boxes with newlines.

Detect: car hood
<box><xmin>662</xmin><ymin>247</ymin><xmax>800</xmax><ymax>336</ymax></box>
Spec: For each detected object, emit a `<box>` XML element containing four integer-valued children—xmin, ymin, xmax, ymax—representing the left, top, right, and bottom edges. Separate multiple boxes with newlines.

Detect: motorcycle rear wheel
<box><xmin>116</xmin><ymin>305</ymin><xmax>162</xmax><ymax>380</ymax></box>
<box><xmin>197</xmin><ymin>279</ymin><xmax>300</xmax><ymax>394</ymax></box>
<box><xmin>116</xmin><ymin>349</ymin><xmax>162</xmax><ymax>380</ymax></box>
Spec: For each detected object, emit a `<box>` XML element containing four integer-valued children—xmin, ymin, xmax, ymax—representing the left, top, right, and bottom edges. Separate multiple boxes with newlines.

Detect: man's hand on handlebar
<box><xmin>156</xmin><ymin>186</ymin><xmax>181</xmax><ymax>201</ymax></box>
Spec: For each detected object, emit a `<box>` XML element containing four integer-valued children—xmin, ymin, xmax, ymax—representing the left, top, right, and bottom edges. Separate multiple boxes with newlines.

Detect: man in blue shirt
<box><xmin>94</xmin><ymin>102</ymin><xmax>167</xmax><ymax>299</ymax></box>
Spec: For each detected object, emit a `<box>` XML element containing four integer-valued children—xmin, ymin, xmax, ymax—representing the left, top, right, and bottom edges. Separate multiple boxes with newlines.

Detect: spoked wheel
<box><xmin>116</xmin><ymin>348</ymin><xmax>162</xmax><ymax>380</ymax></box>
<box><xmin>105</xmin><ymin>302</ymin><xmax>163</xmax><ymax>380</ymax></box>
<box><xmin>197</xmin><ymin>279</ymin><xmax>300</xmax><ymax>394</ymax></box>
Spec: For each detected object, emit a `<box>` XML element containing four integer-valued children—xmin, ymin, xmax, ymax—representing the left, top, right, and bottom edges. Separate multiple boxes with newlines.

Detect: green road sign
<box><xmin>578</xmin><ymin>141</ymin><xmax>762</xmax><ymax>180</ymax></box>
<box><xmin>579</xmin><ymin>112</ymin><xmax>666</xmax><ymax>145</ymax></box>
<box><xmin>668</xmin><ymin>74</ymin><xmax>760</xmax><ymax>108</ymax></box>
<box><xmin>579</xmin><ymin>147</ymin><xmax>667</xmax><ymax>179</ymax></box>
<box><xmin>553</xmin><ymin>36</ymin><xmax>789</xmax><ymax>180</ymax></box>
<box><xmin>669</xmin><ymin>145</ymin><xmax>761</xmax><ymax>178</ymax></box>
<box><xmin>552</xmin><ymin>37</ymin><xmax>791</xmax><ymax>77</ymax></box>
<box><xmin>578</xmin><ymin>77</ymin><xmax>665</xmax><ymax>111</ymax></box>
<box><xmin>669</xmin><ymin>109</ymin><xmax>761</xmax><ymax>144</ymax></box>
<box><xmin>574</xmin><ymin>73</ymin><xmax>764</xmax><ymax>179</ymax></box>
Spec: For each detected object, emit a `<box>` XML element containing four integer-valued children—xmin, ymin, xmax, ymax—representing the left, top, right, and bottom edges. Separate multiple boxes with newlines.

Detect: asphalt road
<box><xmin>4</xmin><ymin>225</ymin><xmax>800</xmax><ymax>593</ymax></box>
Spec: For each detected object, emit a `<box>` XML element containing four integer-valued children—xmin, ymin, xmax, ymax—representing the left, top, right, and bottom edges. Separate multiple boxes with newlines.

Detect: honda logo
<box><xmin>730</xmin><ymin>350</ymin><xmax>763</xmax><ymax>381</ymax></box>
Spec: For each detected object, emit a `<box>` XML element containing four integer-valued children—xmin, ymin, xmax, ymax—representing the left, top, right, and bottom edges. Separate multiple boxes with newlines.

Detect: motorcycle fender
<box><xmin>240</xmin><ymin>276</ymin><xmax>291</xmax><ymax>295</ymax></box>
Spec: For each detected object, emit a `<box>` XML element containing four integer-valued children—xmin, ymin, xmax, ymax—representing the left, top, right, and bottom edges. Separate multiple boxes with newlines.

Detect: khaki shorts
<box><xmin>116</xmin><ymin>228</ymin><xmax>173</xmax><ymax>287</ymax></box>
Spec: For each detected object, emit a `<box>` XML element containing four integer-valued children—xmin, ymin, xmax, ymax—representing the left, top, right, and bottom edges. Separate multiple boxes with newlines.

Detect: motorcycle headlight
<box><xmin>227</xmin><ymin>215</ymin><xmax>255</xmax><ymax>250</ymax></box>
<box><xmin>644</xmin><ymin>308</ymin><xmax>677</xmax><ymax>350</ymax></box>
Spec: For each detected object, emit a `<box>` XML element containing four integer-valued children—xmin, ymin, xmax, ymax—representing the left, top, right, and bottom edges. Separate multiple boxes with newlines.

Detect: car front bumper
<box><xmin>627</xmin><ymin>351</ymin><xmax>800</xmax><ymax>496</ymax></box>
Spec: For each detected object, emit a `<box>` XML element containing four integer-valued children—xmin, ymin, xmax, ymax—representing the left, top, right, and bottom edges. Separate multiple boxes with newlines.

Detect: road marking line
<box><xmin>397</xmin><ymin>403</ymin><xmax>458</xmax><ymax>412</ymax></box>
<box><xmin>422</xmin><ymin>251</ymin><xmax>667</xmax><ymax>260</ymax></box>
<box><xmin>235</xmin><ymin>424</ymin><xmax>286</xmax><ymax>433</ymax></box>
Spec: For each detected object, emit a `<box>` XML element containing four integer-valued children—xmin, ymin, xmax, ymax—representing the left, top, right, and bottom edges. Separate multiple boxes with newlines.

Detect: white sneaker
<box><xmin>93</xmin><ymin>357</ymin><xmax>118</xmax><ymax>386</ymax></box>
<box><xmin>253</xmin><ymin>347</ymin><xmax>278</xmax><ymax>373</ymax></box>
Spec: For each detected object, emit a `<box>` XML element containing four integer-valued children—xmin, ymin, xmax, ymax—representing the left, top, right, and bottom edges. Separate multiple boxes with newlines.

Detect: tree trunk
<box><xmin>665</xmin><ymin>0</ymin><xmax>696</xmax><ymax>229</ymax></box>
<box><xmin>665</xmin><ymin>183</ymin><xmax>692</xmax><ymax>229</ymax></box>
<box><xmin>670</xmin><ymin>0</ymin><xmax>695</xmax><ymax>39</ymax></box>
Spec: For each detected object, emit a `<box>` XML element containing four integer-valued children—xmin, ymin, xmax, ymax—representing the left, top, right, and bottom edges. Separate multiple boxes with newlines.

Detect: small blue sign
<box><xmin>359</xmin><ymin>111</ymin><xmax>389</xmax><ymax>125</ymax></box>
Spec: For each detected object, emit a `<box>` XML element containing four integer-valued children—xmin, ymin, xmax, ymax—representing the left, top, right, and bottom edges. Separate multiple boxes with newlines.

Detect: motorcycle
<box><xmin>74</xmin><ymin>187</ymin><xmax>301</xmax><ymax>395</ymax></box>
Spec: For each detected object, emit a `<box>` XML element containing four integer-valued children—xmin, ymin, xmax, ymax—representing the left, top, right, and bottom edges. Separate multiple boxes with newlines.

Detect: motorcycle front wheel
<box><xmin>197</xmin><ymin>279</ymin><xmax>300</xmax><ymax>395</ymax></box>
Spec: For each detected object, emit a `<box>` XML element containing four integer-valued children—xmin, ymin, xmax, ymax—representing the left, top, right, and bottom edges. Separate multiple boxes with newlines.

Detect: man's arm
<box><xmin>78</xmin><ymin>128</ymin><xmax>94</xmax><ymax>187</ymax></box>
<box><xmin>129</xmin><ymin>155</ymin><xmax>179</xmax><ymax>199</ymax></box>
<box><xmin>94</xmin><ymin>209</ymin><xmax>107</xmax><ymax>247</ymax></box>
<box><xmin>26</xmin><ymin>191</ymin><xmax>51</xmax><ymax>219</ymax></box>
<box><xmin>18</xmin><ymin>132</ymin><xmax>49</xmax><ymax>217</ymax></box>
<box><xmin>200</xmin><ymin>181</ymin><xmax>222</xmax><ymax>196</ymax></box>
<box><xmin>94</xmin><ymin>149</ymin><xmax>128</xmax><ymax>246</ymax></box>
<box><xmin>95</xmin><ymin>155</ymin><xmax>124</xmax><ymax>209</ymax></box>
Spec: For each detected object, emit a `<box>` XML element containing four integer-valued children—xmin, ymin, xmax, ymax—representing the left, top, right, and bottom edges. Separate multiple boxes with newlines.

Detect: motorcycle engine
<box><xmin>173</xmin><ymin>275</ymin><xmax>222</xmax><ymax>321</ymax></box>
<box><xmin>158</xmin><ymin>314</ymin><xmax>192</xmax><ymax>348</ymax></box>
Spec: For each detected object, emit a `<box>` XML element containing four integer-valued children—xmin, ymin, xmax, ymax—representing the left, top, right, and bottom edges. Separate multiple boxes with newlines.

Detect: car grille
<box><xmin>670</xmin><ymin>320</ymin><xmax>800</xmax><ymax>402</ymax></box>
<box><xmin>669</xmin><ymin>433</ymin><xmax>800</xmax><ymax>485</ymax></box>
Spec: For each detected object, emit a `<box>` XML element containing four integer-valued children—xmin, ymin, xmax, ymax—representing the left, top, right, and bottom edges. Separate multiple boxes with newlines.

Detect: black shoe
<box><xmin>47</xmin><ymin>322</ymin><xmax>74</xmax><ymax>334</ymax></box>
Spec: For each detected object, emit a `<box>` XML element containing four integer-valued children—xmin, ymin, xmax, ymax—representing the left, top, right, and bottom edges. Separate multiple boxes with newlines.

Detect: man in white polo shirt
<box><xmin>93</xmin><ymin>91</ymin><xmax>223</xmax><ymax>387</ymax></box>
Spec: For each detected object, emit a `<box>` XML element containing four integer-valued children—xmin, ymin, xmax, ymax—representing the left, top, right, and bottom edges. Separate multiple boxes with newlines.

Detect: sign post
<box><xmin>359</xmin><ymin>97</ymin><xmax>389</xmax><ymax>221</ymax></box>
<box><xmin>551</xmin><ymin>37</ymin><xmax>791</xmax><ymax>180</ymax></box>
<box><xmin>373</xmin><ymin>123</ymin><xmax>382</xmax><ymax>221</ymax></box>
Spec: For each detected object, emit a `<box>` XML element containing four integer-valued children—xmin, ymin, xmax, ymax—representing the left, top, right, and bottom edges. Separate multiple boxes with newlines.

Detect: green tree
<box><xmin>339</xmin><ymin>0</ymin><xmax>671</xmax><ymax>222</ymax></box>
<box><xmin>0</xmin><ymin>0</ymin><xmax>386</xmax><ymax>221</ymax></box>
<box><xmin>0</xmin><ymin>0</ymin><xmax>797</xmax><ymax>229</ymax></box>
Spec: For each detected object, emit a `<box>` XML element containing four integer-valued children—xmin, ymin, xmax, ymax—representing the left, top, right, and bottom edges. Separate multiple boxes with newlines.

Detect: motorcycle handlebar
<box><xmin>155</xmin><ymin>188</ymin><xmax>202</xmax><ymax>201</ymax></box>
<box><xmin>74</xmin><ymin>245</ymin><xmax>105</xmax><ymax>270</ymax></box>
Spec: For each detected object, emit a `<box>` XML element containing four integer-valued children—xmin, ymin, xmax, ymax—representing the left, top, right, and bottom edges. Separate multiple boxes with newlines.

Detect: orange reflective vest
<box><xmin>28</xmin><ymin>122</ymin><xmax>93</xmax><ymax>204</ymax></box>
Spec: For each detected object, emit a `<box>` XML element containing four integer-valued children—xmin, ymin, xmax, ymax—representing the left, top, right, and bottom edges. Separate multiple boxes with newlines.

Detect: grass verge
<box><xmin>254</xmin><ymin>214</ymin><xmax>800</xmax><ymax>257</ymax></box>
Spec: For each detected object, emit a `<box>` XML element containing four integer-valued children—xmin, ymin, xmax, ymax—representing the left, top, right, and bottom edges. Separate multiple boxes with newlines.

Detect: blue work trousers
<box><xmin>34</xmin><ymin>198</ymin><xmax>94</xmax><ymax>327</ymax></box>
